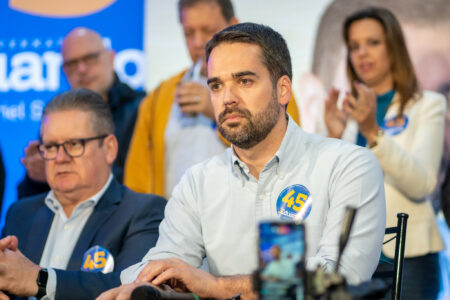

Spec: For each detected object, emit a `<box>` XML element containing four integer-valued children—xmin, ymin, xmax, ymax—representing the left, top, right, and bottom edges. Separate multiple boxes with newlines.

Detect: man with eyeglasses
<box><xmin>0</xmin><ymin>89</ymin><xmax>166</xmax><ymax>299</ymax></box>
<box><xmin>18</xmin><ymin>27</ymin><xmax>144</xmax><ymax>199</ymax></box>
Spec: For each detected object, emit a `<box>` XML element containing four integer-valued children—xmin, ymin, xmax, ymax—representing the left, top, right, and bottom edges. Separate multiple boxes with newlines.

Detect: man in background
<box><xmin>124</xmin><ymin>0</ymin><xmax>300</xmax><ymax>198</ymax></box>
<box><xmin>0</xmin><ymin>89</ymin><xmax>165</xmax><ymax>299</ymax></box>
<box><xmin>18</xmin><ymin>27</ymin><xmax>144</xmax><ymax>198</ymax></box>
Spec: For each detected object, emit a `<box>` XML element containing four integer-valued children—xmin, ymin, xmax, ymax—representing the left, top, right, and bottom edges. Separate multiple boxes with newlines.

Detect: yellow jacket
<box><xmin>124</xmin><ymin>70</ymin><xmax>301</xmax><ymax>197</ymax></box>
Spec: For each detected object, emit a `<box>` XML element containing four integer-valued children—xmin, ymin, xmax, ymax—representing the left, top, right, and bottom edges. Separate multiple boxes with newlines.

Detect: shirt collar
<box><xmin>44</xmin><ymin>173</ymin><xmax>114</xmax><ymax>216</ymax></box>
<box><xmin>230</xmin><ymin>114</ymin><xmax>299</xmax><ymax>182</ymax></box>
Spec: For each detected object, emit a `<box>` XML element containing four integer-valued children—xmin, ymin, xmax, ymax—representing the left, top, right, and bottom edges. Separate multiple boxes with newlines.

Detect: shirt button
<box><xmin>63</xmin><ymin>224</ymin><xmax>70</xmax><ymax>230</ymax></box>
<box><xmin>54</xmin><ymin>256</ymin><xmax>60</xmax><ymax>262</ymax></box>
<box><xmin>259</xmin><ymin>194</ymin><xmax>265</xmax><ymax>200</ymax></box>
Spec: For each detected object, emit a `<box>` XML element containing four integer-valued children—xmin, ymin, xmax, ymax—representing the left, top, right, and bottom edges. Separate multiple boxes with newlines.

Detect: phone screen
<box><xmin>258</xmin><ymin>221</ymin><xmax>305</xmax><ymax>300</ymax></box>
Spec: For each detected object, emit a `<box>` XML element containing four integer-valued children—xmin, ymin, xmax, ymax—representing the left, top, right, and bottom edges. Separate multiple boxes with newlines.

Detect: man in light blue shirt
<box><xmin>99</xmin><ymin>22</ymin><xmax>385</xmax><ymax>300</ymax></box>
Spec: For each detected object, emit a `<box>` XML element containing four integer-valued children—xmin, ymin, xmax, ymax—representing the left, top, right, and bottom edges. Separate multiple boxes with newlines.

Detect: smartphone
<box><xmin>258</xmin><ymin>221</ymin><xmax>305</xmax><ymax>300</ymax></box>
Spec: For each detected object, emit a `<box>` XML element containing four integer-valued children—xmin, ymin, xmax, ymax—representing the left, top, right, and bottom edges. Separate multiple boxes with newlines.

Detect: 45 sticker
<box><xmin>277</xmin><ymin>184</ymin><xmax>312</xmax><ymax>221</ymax></box>
<box><xmin>81</xmin><ymin>246</ymin><xmax>115</xmax><ymax>273</ymax></box>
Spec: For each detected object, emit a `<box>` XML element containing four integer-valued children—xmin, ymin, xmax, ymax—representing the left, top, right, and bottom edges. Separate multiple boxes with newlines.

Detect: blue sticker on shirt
<box><xmin>276</xmin><ymin>184</ymin><xmax>312</xmax><ymax>221</ymax></box>
<box><xmin>381</xmin><ymin>115</ymin><xmax>408</xmax><ymax>135</ymax></box>
<box><xmin>81</xmin><ymin>245</ymin><xmax>114</xmax><ymax>273</ymax></box>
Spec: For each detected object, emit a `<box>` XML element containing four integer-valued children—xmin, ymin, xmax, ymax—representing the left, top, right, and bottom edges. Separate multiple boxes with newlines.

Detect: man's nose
<box><xmin>54</xmin><ymin>145</ymin><xmax>71</xmax><ymax>162</ymax></box>
<box><xmin>192</xmin><ymin>31</ymin><xmax>208</xmax><ymax>49</ymax></box>
<box><xmin>75</xmin><ymin>60</ymin><xmax>88</xmax><ymax>73</ymax></box>
<box><xmin>222</xmin><ymin>85</ymin><xmax>238</xmax><ymax>106</ymax></box>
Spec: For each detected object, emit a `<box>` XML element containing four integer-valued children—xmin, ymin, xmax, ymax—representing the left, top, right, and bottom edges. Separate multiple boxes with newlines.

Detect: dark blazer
<box><xmin>2</xmin><ymin>179</ymin><xmax>166</xmax><ymax>299</ymax></box>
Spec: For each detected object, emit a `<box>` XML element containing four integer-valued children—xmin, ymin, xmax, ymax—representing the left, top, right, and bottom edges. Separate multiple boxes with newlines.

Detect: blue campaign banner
<box><xmin>0</xmin><ymin>0</ymin><xmax>145</xmax><ymax>227</ymax></box>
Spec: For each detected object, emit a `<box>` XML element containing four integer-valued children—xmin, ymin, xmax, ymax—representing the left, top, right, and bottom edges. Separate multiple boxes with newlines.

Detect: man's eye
<box><xmin>240</xmin><ymin>78</ymin><xmax>252</xmax><ymax>85</ymax></box>
<box><xmin>209</xmin><ymin>83</ymin><xmax>221</xmax><ymax>91</ymax></box>
<box><xmin>44</xmin><ymin>144</ymin><xmax>57</xmax><ymax>151</ymax></box>
<box><xmin>65</xmin><ymin>140</ymin><xmax>82</xmax><ymax>149</ymax></box>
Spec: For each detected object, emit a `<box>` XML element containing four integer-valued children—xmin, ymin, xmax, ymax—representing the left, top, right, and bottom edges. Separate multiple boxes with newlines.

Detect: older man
<box><xmin>1</xmin><ymin>89</ymin><xmax>165</xmax><ymax>299</ymax></box>
<box><xmin>99</xmin><ymin>23</ymin><xmax>385</xmax><ymax>300</ymax></box>
<box><xmin>18</xmin><ymin>27</ymin><xmax>144</xmax><ymax>198</ymax></box>
<box><xmin>124</xmin><ymin>0</ymin><xmax>300</xmax><ymax>198</ymax></box>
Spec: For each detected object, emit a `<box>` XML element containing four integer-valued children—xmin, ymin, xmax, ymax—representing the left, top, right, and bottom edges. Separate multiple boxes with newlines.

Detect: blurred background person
<box><xmin>18</xmin><ymin>27</ymin><xmax>144</xmax><ymax>199</ymax></box>
<box><xmin>324</xmin><ymin>6</ymin><xmax>445</xmax><ymax>299</ymax></box>
<box><xmin>124</xmin><ymin>0</ymin><xmax>300</xmax><ymax>198</ymax></box>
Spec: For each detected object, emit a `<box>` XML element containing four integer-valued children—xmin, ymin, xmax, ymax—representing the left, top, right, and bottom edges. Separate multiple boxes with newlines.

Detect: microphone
<box><xmin>335</xmin><ymin>206</ymin><xmax>357</xmax><ymax>273</ymax></box>
<box><xmin>131</xmin><ymin>284</ymin><xmax>199</xmax><ymax>300</ymax></box>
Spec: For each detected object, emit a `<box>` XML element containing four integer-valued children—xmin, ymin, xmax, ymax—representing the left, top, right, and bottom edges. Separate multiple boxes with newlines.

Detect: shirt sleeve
<box><xmin>121</xmin><ymin>170</ymin><xmax>204</xmax><ymax>283</ymax></box>
<box><xmin>306</xmin><ymin>146</ymin><xmax>386</xmax><ymax>284</ymax></box>
<box><xmin>40</xmin><ymin>268</ymin><xmax>56</xmax><ymax>300</ymax></box>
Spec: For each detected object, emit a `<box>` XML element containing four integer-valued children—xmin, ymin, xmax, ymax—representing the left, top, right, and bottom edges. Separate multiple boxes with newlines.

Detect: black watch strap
<box><xmin>36</xmin><ymin>268</ymin><xmax>48</xmax><ymax>299</ymax></box>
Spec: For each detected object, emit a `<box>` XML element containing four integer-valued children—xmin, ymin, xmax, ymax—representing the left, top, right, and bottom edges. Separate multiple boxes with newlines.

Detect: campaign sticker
<box><xmin>276</xmin><ymin>184</ymin><xmax>312</xmax><ymax>221</ymax></box>
<box><xmin>381</xmin><ymin>115</ymin><xmax>408</xmax><ymax>135</ymax></box>
<box><xmin>81</xmin><ymin>246</ymin><xmax>114</xmax><ymax>273</ymax></box>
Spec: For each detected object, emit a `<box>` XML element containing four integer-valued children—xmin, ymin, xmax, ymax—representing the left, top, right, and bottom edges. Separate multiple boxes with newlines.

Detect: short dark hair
<box><xmin>41</xmin><ymin>89</ymin><xmax>115</xmax><ymax>137</ymax></box>
<box><xmin>178</xmin><ymin>0</ymin><xmax>235</xmax><ymax>23</ymax></box>
<box><xmin>206</xmin><ymin>22</ymin><xmax>292</xmax><ymax>86</ymax></box>
<box><xmin>343</xmin><ymin>6</ymin><xmax>419</xmax><ymax>115</ymax></box>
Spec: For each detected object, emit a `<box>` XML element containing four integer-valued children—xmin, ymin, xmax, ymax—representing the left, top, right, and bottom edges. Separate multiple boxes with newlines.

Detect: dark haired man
<box><xmin>124</xmin><ymin>0</ymin><xmax>300</xmax><ymax>198</ymax></box>
<box><xmin>0</xmin><ymin>89</ymin><xmax>165</xmax><ymax>299</ymax></box>
<box><xmin>99</xmin><ymin>23</ymin><xmax>385</xmax><ymax>300</ymax></box>
<box><xmin>18</xmin><ymin>27</ymin><xmax>144</xmax><ymax>198</ymax></box>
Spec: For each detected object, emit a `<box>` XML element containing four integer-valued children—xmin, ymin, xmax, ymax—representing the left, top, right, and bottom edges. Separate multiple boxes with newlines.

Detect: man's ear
<box><xmin>107</xmin><ymin>49</ymin><xmax>115</xmax><ymax>66</ymax></box>
<box><xmin>103</xmin><ymin>134</ymin><xmax>118</xmax><ymax>165</ymax></box>
<box><xmin>229</xmin><ymin>17</ymin><xmax>239</xmax><ymax>26</ymax></box>
<box><xmin>277</xmin><ymin>75</ymin><xmax>292</xmax><ymax>107</ymax></box>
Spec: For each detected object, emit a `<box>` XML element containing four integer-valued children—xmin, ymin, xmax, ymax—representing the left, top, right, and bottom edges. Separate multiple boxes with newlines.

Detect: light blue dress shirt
<box><xmin>121</xmin><ymin>117</ymin><xmax>385</xmax><ymax>285</ymax></box>
<box><xmin>37</xmin><ymin>174</ymin><xmax>113</xmax><ymax>300</ymax></box>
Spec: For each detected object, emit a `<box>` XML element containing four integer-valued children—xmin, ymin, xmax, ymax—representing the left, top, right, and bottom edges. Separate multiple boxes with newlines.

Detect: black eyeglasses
<box><xmin>62</xmin><ymin>50</ymin><xmax>104</xmax><ymax>73</ymax></box>
<box><xmin>38</xmin><ymin>134</ymin><xmax>108</xmax><ymax>160</ymax></box>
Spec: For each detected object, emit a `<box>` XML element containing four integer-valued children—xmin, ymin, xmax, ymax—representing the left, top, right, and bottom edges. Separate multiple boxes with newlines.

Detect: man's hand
<box><xmin>342</xmin><ymin>81</ymin><xmax>379</xmax><ymax>143</ymax></box>
<box><xmin>0</xmin><ymin>236</ymin><xmax>40</xmax><ymax>297</ymax></box>
<box><xmin>96</xmin><ymin>282</ymin><xmax>154</xmax><ymax>300</ymax></box>
<box><xmin>175</xmin><ymin>81</ymin><xmax>215</xmax><ymax>121</ymax></box>
<box><xmin>136</xmin><ymin>258</ymin><xmax>219</xmax><ymax>298</ymax></box>
<box><xmin>324</xmin><ymin>88</ymin><xmax>348</xmax><ymax>139</ymax></box>
<box><xmin>21</xmin><ymin>140</ymin><xmax>47</xmax><ymax>183</ymax></box>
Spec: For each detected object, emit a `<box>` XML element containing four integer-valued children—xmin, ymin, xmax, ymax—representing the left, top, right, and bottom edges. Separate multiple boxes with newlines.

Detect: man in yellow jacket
<box><xmin>124</xmin><ymin>0</ymin><xmax>300</xmax><ymax>197</ymax></box>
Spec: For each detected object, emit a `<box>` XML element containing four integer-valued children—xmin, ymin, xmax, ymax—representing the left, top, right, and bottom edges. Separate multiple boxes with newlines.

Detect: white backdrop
<box><xmin>144</xmin><ymin>0</ymin><xmax>333</xmax><ymax>100</ymax></box>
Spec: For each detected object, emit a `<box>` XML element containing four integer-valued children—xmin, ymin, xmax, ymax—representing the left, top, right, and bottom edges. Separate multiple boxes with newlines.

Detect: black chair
<box><xmin>373</xmin><ymin>213</ymin><xmax>409</xmax><ymax>300</ymax></box>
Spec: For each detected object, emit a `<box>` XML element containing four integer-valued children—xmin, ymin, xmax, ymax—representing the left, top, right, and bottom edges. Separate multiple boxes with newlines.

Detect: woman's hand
<box><xmin>324</xmin><ymin>88</ymin><xmax>348</xmax><ymax>138</ymax></box>
<box><xmin>343</xmin><ymin>81</ymin><xmax>379</xmax><ymax>143</ymax></box>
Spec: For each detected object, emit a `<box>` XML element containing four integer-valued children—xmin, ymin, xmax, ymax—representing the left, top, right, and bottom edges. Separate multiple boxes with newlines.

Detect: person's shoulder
<box><xmin>420</xmin><ymin>90</ymin><xmax>446</xmax><ymax>106</ymax></box>
<box><xmin>7</xmin><ymin>193</ymin><xmax>47</xmax><ymax>214</ymax></box>
<box><xmin>410</xmin><ymin>90</ymin><xmax>447</xmax><ymax>113</ymax></box>
<box><xmin>188</xmin><ymin>149</ymin><xmax>230</xmax><ymax>177</ymax></box>
<box><xmin>302</xmin><ymin>129</ymin><xmax>363</xmax><ymax>155</ymax></box>
<box><xmin>139</xmin><ymin>69</ymin><xmax>188</xmax><ymax>106</ymax></box>
<box><xmin>152</xmin><ymin>69</ymin><xmax>188</xmax><ymax>91</ymax></box>
<box><xmin>121</xmin><ymin>185</ymin><xmax>167</xmax><ymax>204</ymax></box>
<box><xmin>120</xmin><ymin>184</ymin><xmax>167</xmax><ymax>209</ymax></box>
<box><xmin>301</xmin><ymin>130</ymin><xmax>377</xmax><ymax>166</ymax></box>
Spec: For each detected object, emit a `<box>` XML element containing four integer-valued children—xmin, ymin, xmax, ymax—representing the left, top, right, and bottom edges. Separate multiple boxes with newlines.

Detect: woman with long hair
<box><xmin>324</xmin><ymin>6</ymin><xmax>446</xmax><ymax>299</ymax></box>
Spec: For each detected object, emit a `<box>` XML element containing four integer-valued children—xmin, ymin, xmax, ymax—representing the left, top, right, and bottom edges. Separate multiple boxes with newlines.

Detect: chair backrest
<box><xmin>384</xmin><ymin>213</ymin><xmax>409</xmax><ymax>300</ymax></box>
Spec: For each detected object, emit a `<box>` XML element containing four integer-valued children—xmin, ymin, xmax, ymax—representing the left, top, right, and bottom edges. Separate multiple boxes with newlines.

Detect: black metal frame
<box><xmin>384</xmin><ymin>213</ymin><xmax>409</xmax><ymax>300</ymax></box>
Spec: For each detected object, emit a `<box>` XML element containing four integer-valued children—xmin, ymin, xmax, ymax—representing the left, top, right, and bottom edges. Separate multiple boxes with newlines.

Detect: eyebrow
<box><xmin>207</xmin><ymin>70</ymin><xmax>259</xmax><ymax>85</ymax></box>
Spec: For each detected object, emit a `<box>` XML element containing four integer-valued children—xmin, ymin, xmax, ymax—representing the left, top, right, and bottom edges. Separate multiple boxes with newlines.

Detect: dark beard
<box><xmin>217</xmin><ymin>94</ymin><xmax>281</xmax><ymax>149</ymax></box>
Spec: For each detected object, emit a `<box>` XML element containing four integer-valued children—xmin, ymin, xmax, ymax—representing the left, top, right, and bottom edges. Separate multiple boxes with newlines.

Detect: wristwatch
<box><xmin>36</xmin><ymin>268</ymin><xmax>48</xmax><ymax>299</ymax></box>
<box><xmin>368</xmin><ymin>128</ymin><xmax>384</xmax><ymax>149</ymax></box>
